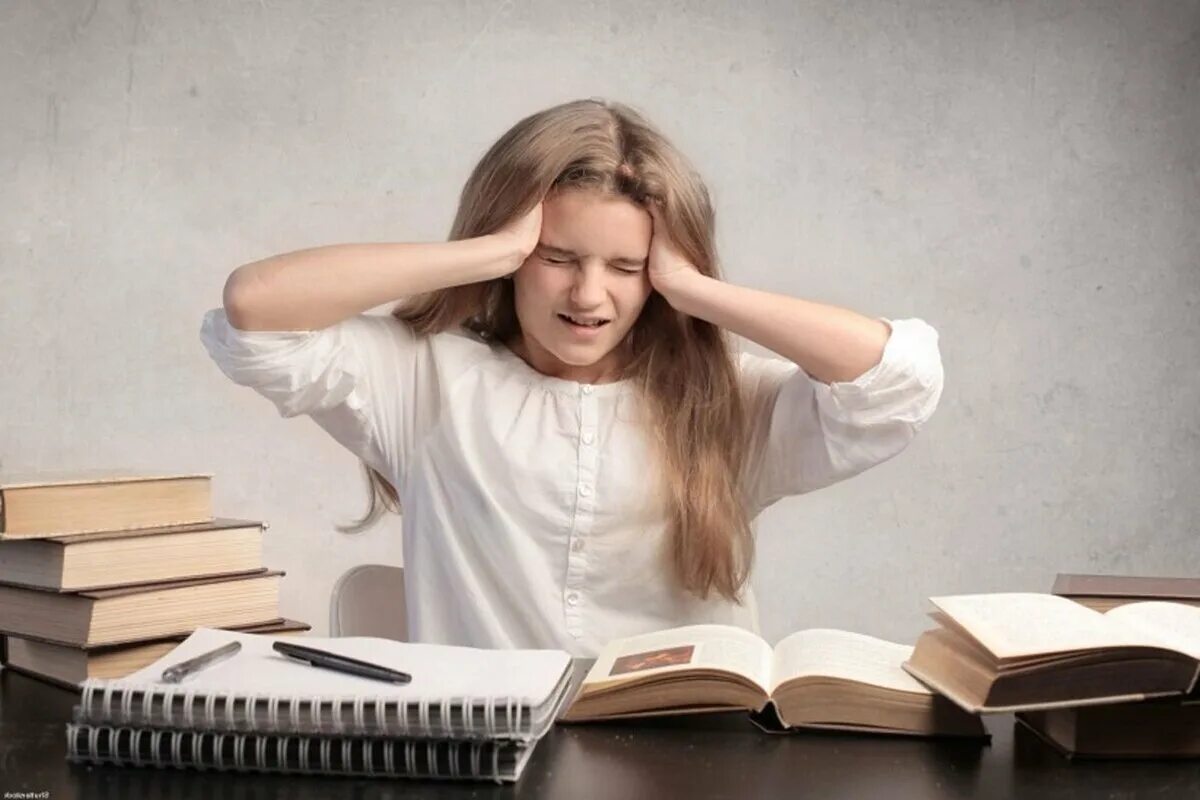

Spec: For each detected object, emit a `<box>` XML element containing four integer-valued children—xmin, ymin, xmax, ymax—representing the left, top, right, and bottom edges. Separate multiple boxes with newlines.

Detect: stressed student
<box><xmin>200</xmin><ymin>98</ymin><xmax>943</xmax><ymax>657</ymax></box>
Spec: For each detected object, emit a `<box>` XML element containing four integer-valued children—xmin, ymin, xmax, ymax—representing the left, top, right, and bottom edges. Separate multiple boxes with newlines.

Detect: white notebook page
<box><xmin>113</xmin><ymin>627</ymin><xmax>571</xmax><ymax>705</ymax></box>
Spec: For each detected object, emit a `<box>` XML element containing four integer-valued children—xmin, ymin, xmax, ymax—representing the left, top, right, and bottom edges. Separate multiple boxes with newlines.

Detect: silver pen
<box><xmin>160</xmin><ymin>641</ymin><xmax>242</xmax><ymax>683</ymax></box>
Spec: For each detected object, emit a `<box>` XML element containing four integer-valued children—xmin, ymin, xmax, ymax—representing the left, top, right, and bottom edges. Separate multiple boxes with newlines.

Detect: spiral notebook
<box><xmin>66</xmin><ymin>723</ymin><xmax>538</xmax><ymax>782</ymax></box>
<box><xmin>74</xmin><ymin>627</ymin><xmax>574</xmax><ymax>741</ymax></box>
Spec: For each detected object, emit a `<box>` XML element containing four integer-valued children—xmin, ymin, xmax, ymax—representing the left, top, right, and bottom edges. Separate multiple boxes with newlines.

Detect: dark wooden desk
<box><xmin>2</xmin><ymin>666</ymin><xmax>1196</xmax><ymax>799</ymax></box>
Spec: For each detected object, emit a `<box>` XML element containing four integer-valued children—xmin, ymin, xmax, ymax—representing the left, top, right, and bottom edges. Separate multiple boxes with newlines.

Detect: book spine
<box><xmin>65</xmin><ymin>723</ymin><xmax>513</xmax><ymax>783</ymax></box>
<box><xmin>78</xmin><ymin>681</ymin><xmax>533</xmax><ymax>739</ymax></box>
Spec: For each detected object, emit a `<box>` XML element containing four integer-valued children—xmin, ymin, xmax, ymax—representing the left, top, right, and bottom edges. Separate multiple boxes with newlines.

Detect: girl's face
<box><xmin>510</xmin><ymin>188</ymin><xmax>653</xmax><ymax>383</ymax></box>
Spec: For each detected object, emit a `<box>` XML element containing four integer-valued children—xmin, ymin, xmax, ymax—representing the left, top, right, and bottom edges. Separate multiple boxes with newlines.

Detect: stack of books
<box><xmin>66</xmin><ymin>627</ymin><xmax>574</xmax><ymax>783</ymax></box>
<box><xmin>899</xmin><ymin>583</ymin><xmax>1200</xmax><ymax>759</ymax></box>
<box><xmin>0</xmin><ymin>470</ymin><xmax>309</xmax><ymax>688</ymax></box>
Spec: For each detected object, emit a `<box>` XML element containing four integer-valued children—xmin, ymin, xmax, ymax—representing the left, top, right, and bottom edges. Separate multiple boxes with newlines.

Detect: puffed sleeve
<box><xmin>738</xmin><ymin>318</ymin><xmax>944</xmax><ymax>517</ymax></box>
<box><xmin>199</xmin><ymin>308</ymin><xmax>420</xmax><ymax>483</ymax></box>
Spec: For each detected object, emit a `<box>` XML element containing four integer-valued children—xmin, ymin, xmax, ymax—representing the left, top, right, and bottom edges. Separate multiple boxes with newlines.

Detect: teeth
<box><xmin>564</xmin><ymin>314</ymin><xmax>606</xmax><ymax>327</ymax></box>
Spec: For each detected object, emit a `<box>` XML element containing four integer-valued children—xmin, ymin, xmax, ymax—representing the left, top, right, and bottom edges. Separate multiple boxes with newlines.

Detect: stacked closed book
<box><xmin>67</xmin><ymin>627</ymin><xmax>575</xmax><ymax>783</ymax></box>
<box><xmin>1016</xmin><ymin>697</ymin><xmax>1200</xmax><ymax>758</ymax></box>
<box><xmin>0</xmin><ymin>470</ymin><xmax>310</xmax><ymax>688</ymax></box>
<box><xmin>1051</xmin><ymin>573</ymin><xmax>1200</xmax><ymax>613</ymax></box>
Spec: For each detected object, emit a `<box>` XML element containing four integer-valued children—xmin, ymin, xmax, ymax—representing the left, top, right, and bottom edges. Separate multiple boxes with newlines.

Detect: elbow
<box><xmin>222</xmin><ymin>267</ymin><xmax>262</xmax><ymax>330</ymax></box>
<box><xmin>909</xmin><ymin>359</ymin><xmax>945</xmax><ymax>432</ymax></box>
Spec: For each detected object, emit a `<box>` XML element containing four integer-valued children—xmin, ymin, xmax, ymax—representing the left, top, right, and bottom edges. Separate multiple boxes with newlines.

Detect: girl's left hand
<box><xmin>646</xmin><ymin>202</ymin><xmax>700</xmax><ymax>297</ymax></box>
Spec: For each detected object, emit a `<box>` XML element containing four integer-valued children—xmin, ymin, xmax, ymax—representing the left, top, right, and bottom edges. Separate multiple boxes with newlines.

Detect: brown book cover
<box><xmin>39</xmin><ymin>516</ymin><xmax>267</xmax><ymax>545</ymax></box>
<box><xmin>0</xmin><ymin>518</ymin><xmax>268</xmax><ymax>592</ymax></box>
<box><xmin>0</xmin><ymin>470</ymin><xmax>213</xmax><ymax>539</ymax></box>
<box><xmin>1052</xmin><ymin>573</ymin><xmax>1200</xmax><ymax>600</ymax></box>
<box><xmin>1017</xmin><ymin>699</ymin><xmax>1200</xmax><ymax>758</ymax></box>
<box><xmin>2</xmin><ymin>619</ymin><xmax>312</xmax><ymax>690</ymax></box>
<box><xmin>0</xmin><ymin>569</ymin><xmax>284</xmax><ymax>647</ymax></box>
<box><xmin>79</xmin><ymin>569</ymin><xmax>279</xmax><ymax>599</ymax></box>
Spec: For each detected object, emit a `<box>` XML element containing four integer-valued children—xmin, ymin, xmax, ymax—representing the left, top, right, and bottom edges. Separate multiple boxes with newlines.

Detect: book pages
<box><xmin>931</xmin><ymin>593</ymin><xmax>1168</xmax><ymax>659</ymax></box>
<box><xmin>582</xmin><ymin>623</ymin><xmax>772</xmax><ymax>692</ymax></box>
<box><xmin>769</xmin><ymin>628</ymin><xmax>930</xmax><ymax>696</ymax></box>
<box><xmin>1105</xmin><ymin>601</ymin><xmax>1200</xmax><ymax>660</ymax></box>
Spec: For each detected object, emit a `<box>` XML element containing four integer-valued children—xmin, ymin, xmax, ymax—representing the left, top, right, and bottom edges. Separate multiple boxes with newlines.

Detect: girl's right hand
<box><xmin>493</xmin><ymin>201</ymin><xmax>543</xmax><ymax>276</ymax></box>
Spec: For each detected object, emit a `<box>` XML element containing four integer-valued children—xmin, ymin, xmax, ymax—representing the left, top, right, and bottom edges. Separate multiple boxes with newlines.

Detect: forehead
<box><xmin>541</xmin><ymin>189</ymin><xmax>651</xmax><ymax>256</ymax></box>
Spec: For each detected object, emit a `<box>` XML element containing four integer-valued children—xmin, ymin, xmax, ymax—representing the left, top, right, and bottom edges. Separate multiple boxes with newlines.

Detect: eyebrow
<box><xmin>538</xmin><ymin>243</ymin><xmax>646</xmax><ymax>268</ymax></box>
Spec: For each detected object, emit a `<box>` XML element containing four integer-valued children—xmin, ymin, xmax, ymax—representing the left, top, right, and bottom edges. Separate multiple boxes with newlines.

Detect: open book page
<box><xmin>931</xmin><ymin>593</ymin><xmax>1172</xmax><ymax>660</ymax></box>
<box><xmin>581</xmin><ymin>624</ymin><xmax>773</xmax><ymax>693</ymax></box>
<box><xmin>110</xmin><ymin>627</ymin><xmax>572</xmax><ymax>705</ymax></box>
<box><xmin>1104</xmin><ymin>602</ymin><xmax>1200</xmax><ymax>660</ymax></box>
<box><xmin>768</xmin><ymin>629</ymin><xmax>931</xmax><ymax>696</ymax></box>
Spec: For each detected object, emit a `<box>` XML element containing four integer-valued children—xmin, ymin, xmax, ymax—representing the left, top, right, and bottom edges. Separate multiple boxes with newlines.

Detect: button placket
<box><xmin>564</xmin><ymin>383</ymin><xmax>600</xmax><ymax>638</ymax></box>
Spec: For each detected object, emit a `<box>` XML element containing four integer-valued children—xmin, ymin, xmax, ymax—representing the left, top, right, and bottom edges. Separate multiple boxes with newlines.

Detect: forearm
<box><xmin>659</xmin><ymin>272</ymin><xmax>891</xmax><ymax>384</ymax></box>
<box><xmin>223</xmin><ymin>235</ymin><xmax>520</xmax><ymax>331</ymax></box>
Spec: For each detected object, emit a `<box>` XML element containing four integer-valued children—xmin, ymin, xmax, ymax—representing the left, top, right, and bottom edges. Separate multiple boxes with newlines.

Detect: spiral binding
<box><xmin>65</xmin><ymin>723</ymin><xmax>520</xmax><ymax>783</ymax></box>
<box><xmin>78</xmin><ymin>679</ymin><xmax>539</xmax><ymax>740</ymax></box>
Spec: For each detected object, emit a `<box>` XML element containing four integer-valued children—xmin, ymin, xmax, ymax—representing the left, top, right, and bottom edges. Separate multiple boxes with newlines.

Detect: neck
<box><xmin>507</xmin><ymin>333</ymin><xmax>628</xmax><ymax>384</ymax></box>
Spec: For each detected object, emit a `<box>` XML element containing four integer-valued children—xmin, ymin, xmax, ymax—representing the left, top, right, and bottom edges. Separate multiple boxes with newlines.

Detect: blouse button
<box><xmin>571</xmin><ymin>539</ymin><xmax>585</xmax><ymax>552</ymax></box>
<box><xmin>582</xmin><ymin>431</ymin><xmax>595</xmax><ymax>445</ymax></box>
<box><xmin>579</xmin><ymin>484</ymin><xmax>593</xmax><ymax>497</ymax></box>
<box><xmin>566</xmin><ymin>592</ymin><xmax>580</xmax><ymax>606</ymax></box>
<box><xmin>582</xmin><ymin>385</ymin><xmax>594</xmax><ymax>395</ymax></box>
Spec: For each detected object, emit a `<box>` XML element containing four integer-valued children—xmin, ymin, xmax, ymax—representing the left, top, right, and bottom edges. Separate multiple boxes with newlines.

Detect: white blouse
<box><xmin>200</xmin><ymin>308</ymin><xmax>944</xmax><ymax>656</ymax></box>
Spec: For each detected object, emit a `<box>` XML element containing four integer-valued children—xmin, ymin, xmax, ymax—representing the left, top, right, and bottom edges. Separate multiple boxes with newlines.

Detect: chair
<box><xmin>328</xmin><ymin>564</ymin><xmax>408</xmax><ymax>640</ymax></box>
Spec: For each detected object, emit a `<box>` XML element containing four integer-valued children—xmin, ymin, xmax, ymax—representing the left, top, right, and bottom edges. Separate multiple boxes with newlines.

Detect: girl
<box><xmin>200</xmin><ymin>98</ymin><xmax>943</xmax><ymax>657</ymax></box>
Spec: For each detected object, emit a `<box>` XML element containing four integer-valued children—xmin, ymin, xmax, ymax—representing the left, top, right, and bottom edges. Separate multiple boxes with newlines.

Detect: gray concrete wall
<box><xmin>3</xmin><ymin>0</ymin><xmax>1197</xmax><ymax>642</ymax></box>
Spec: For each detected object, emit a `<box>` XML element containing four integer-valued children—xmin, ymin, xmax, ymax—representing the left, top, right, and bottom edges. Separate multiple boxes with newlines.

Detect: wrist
<box><xmin>483</xmin><ymin>233</ymin><xmax>530</xmax><ymax>278</ymax></box>
<box><xmin>655</xmin><ymin>268</ymin><xmax>706</xmax><ymax>311</ymax></box>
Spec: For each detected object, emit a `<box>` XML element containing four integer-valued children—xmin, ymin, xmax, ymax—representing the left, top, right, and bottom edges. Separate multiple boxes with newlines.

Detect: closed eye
<box><xmin>540</xmin><ymin>252</ymin><xmax>641</xmax><ymax>274</ymax></box>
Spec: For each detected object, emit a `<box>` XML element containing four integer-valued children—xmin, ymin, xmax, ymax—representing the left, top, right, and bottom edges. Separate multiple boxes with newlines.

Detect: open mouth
<box><xmin>558</xmin><ymin>313</ymin><xmax>611</xmax><ymax>330</ymax></box>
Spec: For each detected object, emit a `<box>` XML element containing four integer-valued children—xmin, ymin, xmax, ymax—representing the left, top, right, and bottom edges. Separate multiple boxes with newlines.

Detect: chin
<box><xmin>550</xmin><ymin>343</ymin><xmax>612</xmax><ymax>366</ymax></box>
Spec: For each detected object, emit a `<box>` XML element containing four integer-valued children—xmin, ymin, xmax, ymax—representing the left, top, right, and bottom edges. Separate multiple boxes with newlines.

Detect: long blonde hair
<box><xmin>340</xmin><ymin>98</ymin><xmax>753</xmax><ymax>602</ymax></box>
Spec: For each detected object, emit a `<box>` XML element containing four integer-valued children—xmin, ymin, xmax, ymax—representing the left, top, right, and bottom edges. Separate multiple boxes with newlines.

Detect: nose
<box><xmin>569</xmin><ymin>263</ymin><xmax>606</xmax><ymax>308</ymax></box>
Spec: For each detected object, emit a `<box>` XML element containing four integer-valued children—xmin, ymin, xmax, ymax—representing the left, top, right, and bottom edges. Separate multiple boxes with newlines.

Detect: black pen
<box><xmin>272</xmin><ymin>641</ymin><xmax>413</xmax><ymax>684</ymax></box>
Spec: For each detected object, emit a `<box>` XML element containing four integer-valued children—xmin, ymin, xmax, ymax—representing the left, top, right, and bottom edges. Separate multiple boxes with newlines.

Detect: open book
<box><xmin>902</xmin><ymin>593</ymin><xmax>1200</xmax><ymax>713</ymax></box>
<box><xmin>560</xmin><ymin>624</ymin><xmax>986</xmax><ymax>738</ymax></box>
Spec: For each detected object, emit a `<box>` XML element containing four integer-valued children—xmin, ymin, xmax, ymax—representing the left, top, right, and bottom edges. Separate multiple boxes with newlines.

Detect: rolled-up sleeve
<box><xmin>199</xmin><ymin>308</ymin><xmax>417</xmax><ymax>482</ymax></box>
<box><xmin>739</xmin><ymin>317</ymin><xmax>944</xmax><ymax>517</ymax></box>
